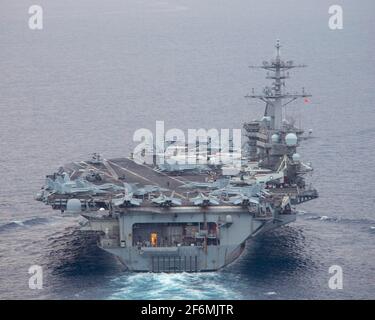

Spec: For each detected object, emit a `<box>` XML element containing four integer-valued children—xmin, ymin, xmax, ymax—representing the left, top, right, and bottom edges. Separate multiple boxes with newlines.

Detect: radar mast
<box><xmin>245</xmin><ymin>40</ymin><xmax>311</xmax><ymax>130</ymax></box>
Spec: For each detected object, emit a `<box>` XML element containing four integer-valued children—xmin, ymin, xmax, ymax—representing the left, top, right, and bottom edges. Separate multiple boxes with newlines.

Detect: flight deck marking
<box><xmin>107</xmin><ymin>160</ymin><xmax>188</xmax><ymax>199</ymax></box>
<box><xmin>137</xmin><ymin>161</ymin><xmax>189</xmax><ymax>185</ymax></box>
<box><xmin>106</xmin><ymin>160</ymin><xmax>155</xmax><ymax>184</ymax></box>
<box><xmin>76</xmin><ymin>161</ymin><xmax>114</xmax><ymax>180</ymax></box>
<box><xmin>102</xmin><ymin>159</ymin><xmax>120</xmax><ymax>180</ymax></box>
<box><xmin>69</xmin><ymin>170</ymin><xmax>76</xmax><ymax>179</ymax></box>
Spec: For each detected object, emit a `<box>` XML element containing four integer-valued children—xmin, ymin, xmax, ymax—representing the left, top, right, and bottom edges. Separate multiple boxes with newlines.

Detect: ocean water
<box><xmin>0</xmin><ymin>0</ymin><xmax>374</xmax><ymax>299</ymax></box>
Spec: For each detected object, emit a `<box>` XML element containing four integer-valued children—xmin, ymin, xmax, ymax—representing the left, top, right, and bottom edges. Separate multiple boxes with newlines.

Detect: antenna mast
<box><xmin>245</xmin><ymin>40</ymin><xmax>311</xmax><ymax>130</ymax></box>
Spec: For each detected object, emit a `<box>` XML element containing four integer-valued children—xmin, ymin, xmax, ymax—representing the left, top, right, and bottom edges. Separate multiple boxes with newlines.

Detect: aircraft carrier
<box><xmin>35</xmin><ymin>41</ymin><xmax>318</xmax><ymax>272</ymax></box>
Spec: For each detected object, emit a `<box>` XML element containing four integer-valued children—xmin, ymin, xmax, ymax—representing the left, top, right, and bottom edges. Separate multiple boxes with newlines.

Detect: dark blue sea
<box><xmin>0</xmin><ymin>0</ymin><xmax>374</xmax><ymax>299</ymax></box>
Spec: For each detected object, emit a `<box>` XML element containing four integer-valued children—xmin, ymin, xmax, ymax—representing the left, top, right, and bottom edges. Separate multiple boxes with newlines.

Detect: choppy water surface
<box><xmin>0</xmin><ymin>0</ymin><xmax>374</xmax><ymax>299</ymax></box>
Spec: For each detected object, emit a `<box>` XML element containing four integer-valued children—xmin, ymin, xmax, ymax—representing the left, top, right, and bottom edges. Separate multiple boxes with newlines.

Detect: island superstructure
<box><xmin>35</xmin><ymin>41</ymin><xmax>318</xmax><ymax>272</ymax></box>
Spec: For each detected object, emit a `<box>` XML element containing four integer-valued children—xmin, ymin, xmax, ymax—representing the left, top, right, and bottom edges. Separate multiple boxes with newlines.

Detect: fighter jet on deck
<box><xmin>190</xmin><ymin>193</ymin><xmax>220</xmax><ymax>206</ymax></box>
<box><xmin>179</xmin><ymin>177</ymin><xmax>230</xmax><ymax>190</ymax></box>
<box><xmin>152</xmin><ymin>192</ymin><xmax>182</xmax><ymax>207</ymax></box>
<box><xmin>112</xmin><ymin>192</ymin><xmax>142</xmax><ymax>207</ymax></box>
<box><xmin>45</xmin><ymin>172</ymin><xmax>123</xmax><ymax>195</ymax></box>
<box><xmin>228</xmin><ymin>193</ymin><xmax>260</xmax><ymax>206</ymax></box>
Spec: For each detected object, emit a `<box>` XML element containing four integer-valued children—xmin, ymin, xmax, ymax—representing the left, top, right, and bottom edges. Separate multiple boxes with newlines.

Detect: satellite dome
<box><xmin>285</xmin><ymin>133</ymin><xmax>298</xmax><ymax>146</ymax></box>
<box><xmin>66</xmin><ymin>199</ymin><xmax>82</xmax><ymax>213</ymax></box>
<box><xmin>271</xmin><ymin>134</ymin><xmax>279</xmax><ymax>143</ymax></box>
<box><xmin>292</xmin><ymin>153</ymin><xmax>301</xmax><ymax>162</ymax></box>
<box><xmin>226</xmin><ymin>215</ymin><xmax>233</xmax><ymax>224</ymax></box>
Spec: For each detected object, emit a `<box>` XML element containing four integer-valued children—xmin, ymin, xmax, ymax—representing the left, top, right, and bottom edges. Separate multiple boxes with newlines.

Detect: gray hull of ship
<box><xmin>94</xmin><ymin>208</ymin><xmax>296</xmax><ymax>272</ymax></box>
